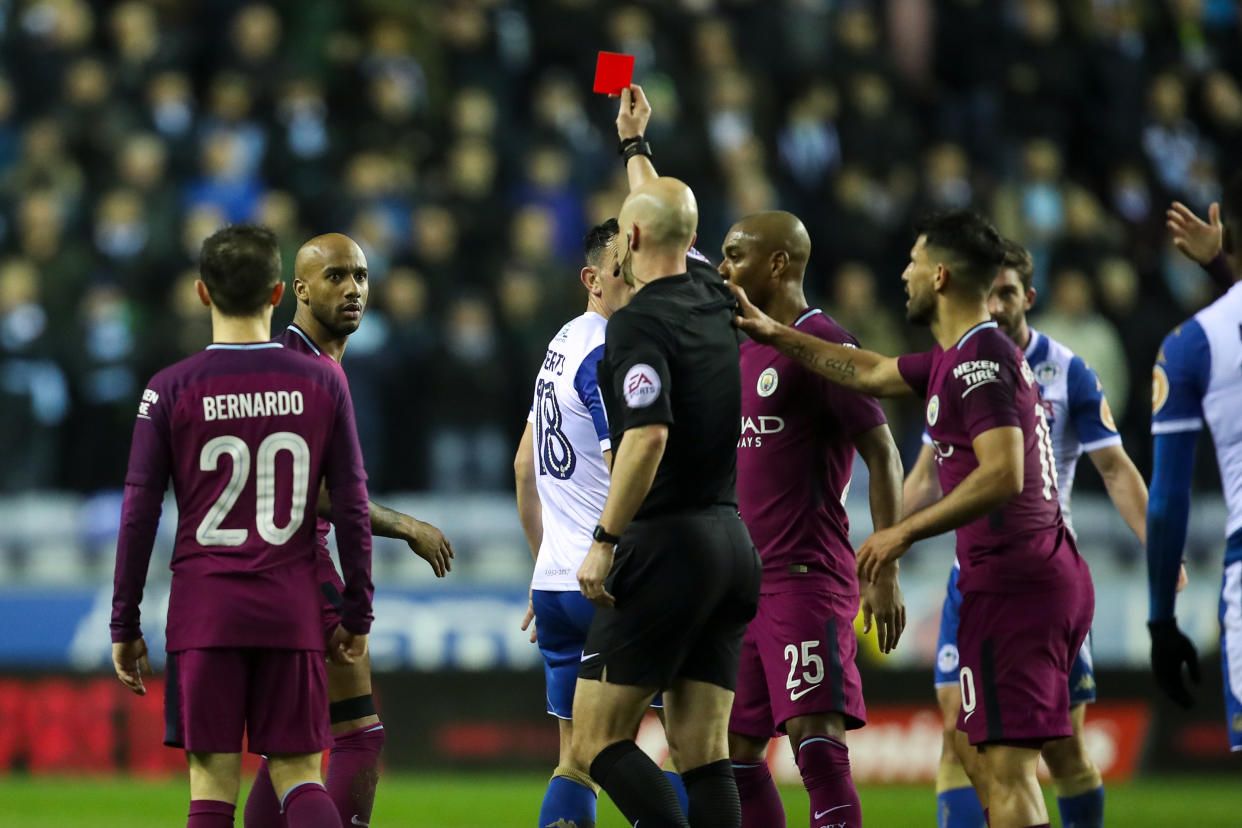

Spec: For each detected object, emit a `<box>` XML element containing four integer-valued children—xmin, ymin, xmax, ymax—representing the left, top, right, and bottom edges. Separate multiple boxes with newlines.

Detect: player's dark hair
<box><xmin>914</xmin><ymin>210</ymin><xmax>1006</xmax><ymax>295</ymax></box>
<box><xmin>1222</xmin><ymin>171</ymin><xmax>1242</xmax><ymax>257</ymax></box>
<box><xmin>999</xmin><ymin>238</ymin><xmax>1035</xmax><ymax>292</ymax></box>
<box><xmin>199</xmin><ymin>225</ymin><xmax>282</xmax><ymax>316</ymax></box>
<box><xmin>584</xmin><ymin>218</ymin><xmax>620</xmax><ymax>267</ymax></box>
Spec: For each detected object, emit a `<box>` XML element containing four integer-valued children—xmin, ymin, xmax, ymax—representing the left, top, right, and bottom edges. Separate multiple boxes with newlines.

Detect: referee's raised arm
<box><xmin>616</xmin><ymin>84</ymin><xmax>657</xmax><ymax>192</ymax></box>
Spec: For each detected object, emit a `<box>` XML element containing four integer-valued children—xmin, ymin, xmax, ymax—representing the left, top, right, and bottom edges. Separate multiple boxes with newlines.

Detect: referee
<box><xmin>567</xmin><ymin>173</ymin><xmax>761</xmax><ymax>828</ymax></box>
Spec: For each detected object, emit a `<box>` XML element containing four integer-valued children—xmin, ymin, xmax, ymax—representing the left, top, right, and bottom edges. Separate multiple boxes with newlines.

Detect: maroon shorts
<box><xmin>729</xmin><ymin>588</ymin><xmax>866</xmax><ymax>739</ymax></box>
<box><xmin>956</xmin><ymin>576</ymin><xmax>1094</xmax><ymax>746</ymax></box>
<box><xmin>318</xmin><ymin>549</ymin><xmax>345</xmax><ymax>642</ymax></box>
<box><xmin>164</xmin><ymin>648</ymin><xmax>332</xmax><ymax>755</ymax></box>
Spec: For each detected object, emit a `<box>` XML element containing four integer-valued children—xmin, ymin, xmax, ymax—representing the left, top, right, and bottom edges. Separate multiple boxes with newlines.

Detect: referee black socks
<box><xmin>681</xmin><ymin>758</ymin><xmax>741</xmax><ymax>828</ymax></box>
<box><xmin>590</xmin><ymin>740</ymin><xmax>689</xmax><ymax>828</ymax></box>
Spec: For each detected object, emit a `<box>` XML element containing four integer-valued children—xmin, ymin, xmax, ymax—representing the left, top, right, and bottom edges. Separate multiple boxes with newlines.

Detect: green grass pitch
<box><xmin>0</xmin><ymin>773</ymin><xmax>1236</xmax><ymax>826</ymax></box>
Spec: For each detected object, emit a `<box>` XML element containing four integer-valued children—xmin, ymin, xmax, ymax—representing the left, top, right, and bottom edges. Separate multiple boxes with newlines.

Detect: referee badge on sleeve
<box><xmin>623</xmin><ymin>364</ymin><xmax>661</xmax><ymax>408</ymax></box>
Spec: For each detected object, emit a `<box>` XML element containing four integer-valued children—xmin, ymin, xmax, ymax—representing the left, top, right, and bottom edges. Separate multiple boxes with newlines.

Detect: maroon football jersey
<box><xmin>111</xmin><ymin>341</ymin><xmax>372</xmax><ymax>651</ymax></box>
<box><xmin>737</xmin><ymin>309</ymin><xmax>887</xmax><ymax>594</ymax></box>
<box><xmin>275</xmin><ymin>323</ymin><xmax>346</xmax><ymax>554</ymax></box>
<box><xmin>897</xmin><ymin>321</ymin><xmax>1081</xmax><ymax>595</ymax></box>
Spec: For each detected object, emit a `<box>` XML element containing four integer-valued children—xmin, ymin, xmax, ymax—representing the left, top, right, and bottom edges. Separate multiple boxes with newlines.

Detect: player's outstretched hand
<box><xmin>520</xmin><ymin>590</ymin><xmax>537</xmax><ymax>644</ymax></box>
<box><xmin>404</xmin><ymin>516</ymin><xmax>454</xmax><ymax>578</ymax></box>
<box><xmin>616</xmin><ymin>84</ymin><xmax>651</xmax><ymax>141</ymax></box>
<box><xmin>729</xmin><ymin>283</ymin><xmax>783</xmax><ymax>343</ymax></box>
<box><xmin>328</xmin><ymin>626</ymin><xmax>369</xmax><ymax>665</ymax></box>
<box><xmin>112</xmin><ymin>638</ymin><xmax>152</xmax><ymax>695</ymax></box>
<box><xmin>855</xmin><ymin>525</ymin><xmax>911</xmax><ymax>585</ymax></box>
<box><xmin>578</xmin><ymin>540</ymin><xmax>616</xmax><ymax>608</ymax></box>
<box><xmin>1167</xmin><ymin>201</ymin><xmax>1222</xmax><ymax>265</ymax></box>
<box><xmin>1148</xmin><ymin>618</ymin><xmax>1200</xmax><ymax>709</ymax></box>
<box><xmin>861</xmin><ymin>564</ymin><xmax>906</xmax><ymax>654</ymax></box>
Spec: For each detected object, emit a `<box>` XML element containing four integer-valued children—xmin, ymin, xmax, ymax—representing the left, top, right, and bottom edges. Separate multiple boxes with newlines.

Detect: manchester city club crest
<box><xmin>757</xmin><ymin>367</ymin><xmax>779</xmax><ymax>397</ymax></box>
<box><xmin>926</xmin><ymin>394</ymin><xmax>940</xmax><ymax>426</ymax></box>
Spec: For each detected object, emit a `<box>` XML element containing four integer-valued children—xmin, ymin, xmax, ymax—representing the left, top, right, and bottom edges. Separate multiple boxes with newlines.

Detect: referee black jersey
<box><xmin>597</xmin><ymin>250</ymin><xmax>742</xmax><ymax>520</ymax></box>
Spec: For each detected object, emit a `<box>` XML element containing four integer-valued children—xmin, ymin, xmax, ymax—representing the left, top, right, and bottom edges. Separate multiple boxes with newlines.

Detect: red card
<box><xmin>593</xmin><ymin>51</ymin><xmax>635</xmax><ymax>95</ymax></box>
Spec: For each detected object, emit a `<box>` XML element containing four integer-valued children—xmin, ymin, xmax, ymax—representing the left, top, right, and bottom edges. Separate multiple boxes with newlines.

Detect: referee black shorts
<box><xmin>579</xmin><ymin>505</ymin><xmax>761</xmax><ymax>691</ymax></box>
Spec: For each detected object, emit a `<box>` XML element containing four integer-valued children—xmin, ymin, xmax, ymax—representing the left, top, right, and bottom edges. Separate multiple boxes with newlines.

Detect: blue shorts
<box><xmin>934</xmin><ymin>564</ymin><xmax>1096</xmax><ymax>706</ymax></box>
<box><xmin>532</xmin><ymin>589</ymin><xmax>663</xmax><ymax>719</ymax></box>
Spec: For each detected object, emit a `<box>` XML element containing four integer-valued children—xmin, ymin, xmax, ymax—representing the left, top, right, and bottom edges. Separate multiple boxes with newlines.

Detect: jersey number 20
<box><xmin>197</xmin><ymin>431</ymin><xmax>311</xmax><ymax>547</ymax></box>
<box><xmin>535</xmin><ymin>379</ymin><xmax>576</xmax><ymax>480</ymax></box>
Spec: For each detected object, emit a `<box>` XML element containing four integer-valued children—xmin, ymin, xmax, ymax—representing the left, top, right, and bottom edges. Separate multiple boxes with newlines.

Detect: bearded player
<box><xmin>905</xmin><ymin>239</ymin><xmax>1151</xmax><ymax>828</ymax></box>
<box><xmin>735</xmin><ymin>210</ymin><xmax>1093</xmax><ymax>828</ymax></box>
<box><xmin>243</xmin><ymin>233</ymin><xmax>454</xmax><ymax>828</ymax></box>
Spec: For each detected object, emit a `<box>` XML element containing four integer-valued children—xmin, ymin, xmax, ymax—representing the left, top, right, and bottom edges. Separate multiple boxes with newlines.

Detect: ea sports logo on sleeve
<box><xmin>623</xmin><ymin>363</ymin><xmax>661</xmax><ymax>408</ymax></box>
<box><xmin>926</xmin><ymin>394</ymin><xmax>940</xmax><ymax>426</ymax></box>
<box><xmin>757</xmin><ymin>367</ymin><xmax>779</xmax><ymax>397</ymax></box>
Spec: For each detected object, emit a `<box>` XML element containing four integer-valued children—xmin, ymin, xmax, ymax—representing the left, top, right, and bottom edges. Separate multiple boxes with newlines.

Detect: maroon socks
<box><xmin>243</xmin><ymin>759</ymin><xmax>282</xmax><ymax>828</ymax></box>
<box><xmin>732</xmin><ymin>758</ymin><xmax>786</xmax><ymax>828</ymax></box>
<box><xmin>283</xmin><ymin>782</ymin><xmax>342</xmax><ymax>828</ymax></box>
<box><xmin>188</xmin><ymin>799</ymin><xmax>234</xmax><ymax>827</ymax></box>
<box><xmin>797</xmin><ymin>735</ymin><xmax>861</xmax><ymax>828</ymax></box>
<box><xmin>325</xmin><ymin>723</ymin><xmax>386</xmax><ymax>826</ymax></box>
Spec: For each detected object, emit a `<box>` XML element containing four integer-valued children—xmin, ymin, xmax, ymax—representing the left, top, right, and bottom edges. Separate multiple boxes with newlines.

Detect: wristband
<box><xmin>619</xmin><ymin>135</ymin><xmax>653</xmax><ymax>165</ymax></box>
<box><xmin>593</xmin><ymin>524</ymin><xmax>622</xmax><ymax>545</ymax></box>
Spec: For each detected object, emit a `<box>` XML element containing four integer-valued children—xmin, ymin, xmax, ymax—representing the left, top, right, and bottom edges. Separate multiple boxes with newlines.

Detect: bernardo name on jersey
<box><xmin>202</xmin><ymin>390</ymin><xmax>305</xmax><ymax>421</ymax></box>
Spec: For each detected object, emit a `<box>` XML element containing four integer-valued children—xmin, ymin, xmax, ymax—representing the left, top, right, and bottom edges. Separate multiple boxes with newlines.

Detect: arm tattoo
<box><xmin>790</xmin><ymin>343</ymin><xmax>856</xmax><ymax>381</ymax></box>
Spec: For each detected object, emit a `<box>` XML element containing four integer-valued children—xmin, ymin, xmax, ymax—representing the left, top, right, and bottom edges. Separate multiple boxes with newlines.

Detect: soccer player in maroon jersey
<box><xmin>243</xmin><ymin>233</ymin><xmax>454</xmax><ymax>828</ymax></box>
<box><xmin>111</xmin><ymin>225</ymin><xmax>373</xmax><ymax>828</ymax></box>
<box><xmin>734</xmin><ymin>210</ymin><xmax>1093</xmax><ymax>828</ymax></box>
<box><xmin>719</xmin><ymin>210</ymin><xmax>905</xmax><ymax>828</ymax></box>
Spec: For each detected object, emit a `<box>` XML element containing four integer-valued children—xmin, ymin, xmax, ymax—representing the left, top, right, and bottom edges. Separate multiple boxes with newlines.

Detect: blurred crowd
<box><xmin>0</xmin><ymin>0</ymin><xmax>1238</xmax><ymax>494</ymax></box>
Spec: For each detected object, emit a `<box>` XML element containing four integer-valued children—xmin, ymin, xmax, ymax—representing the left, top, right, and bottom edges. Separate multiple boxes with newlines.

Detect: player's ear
<box><xmin>581</xmin><ymin>266</ymin><xmax>602</xmax><ymax>296</ymax></box>
<box><xmin>270</xmin><ymin>281</ymin><xmax>286</xmax><ymax>307</ymax></box>
<box><xmin>195</xmin><ymin>279</ymin><xmax>212</xmax><ymax>308</ymax></box>
<box><xmin>629</xmin><ymin>225</ymin><xmax>640</xmax><ymax>252</ymax></box>
<box><xmin>1025</xmin><ymin>287</ymin><xmax>1036</xmax><ymax>311</ymax></box>
<box><xmin>771</xmin><ymin>250</ymin><xmax>789</xmax><ymax>279</ymax></box>
<box><xmin>292</xmin><ymin>276</ymin><xmax>309</xmax><ymax>303</ymax></box>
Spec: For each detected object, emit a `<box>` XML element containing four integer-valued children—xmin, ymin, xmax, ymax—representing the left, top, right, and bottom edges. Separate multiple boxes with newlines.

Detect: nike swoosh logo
<box><xmin>790</xmin><ymin>684</ymin><xmax>821</xmax><ymax>701</ymax></box>
<box><xmin>351</xmin><ymin>817</ymin><xmax>369</xmax><ymax>827</ymax></box>
<box><xmin>963</xmin><ymin>710</ymin><xmax>975</xmax><ymax>723</ymax></box>
<box><xmin>961</xmin><ymin>378</ymin><xmax>999</xmax><ymax>397</ymax></box>
<box><xmin>581</xmin><ymin>652</ymin><xmax>600</xmax><ymax>662</ymax></box>
<box><xmin>815</xmin><ymin>804</ymin><xmax>851</xmax><ymax>817</ymax></box>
